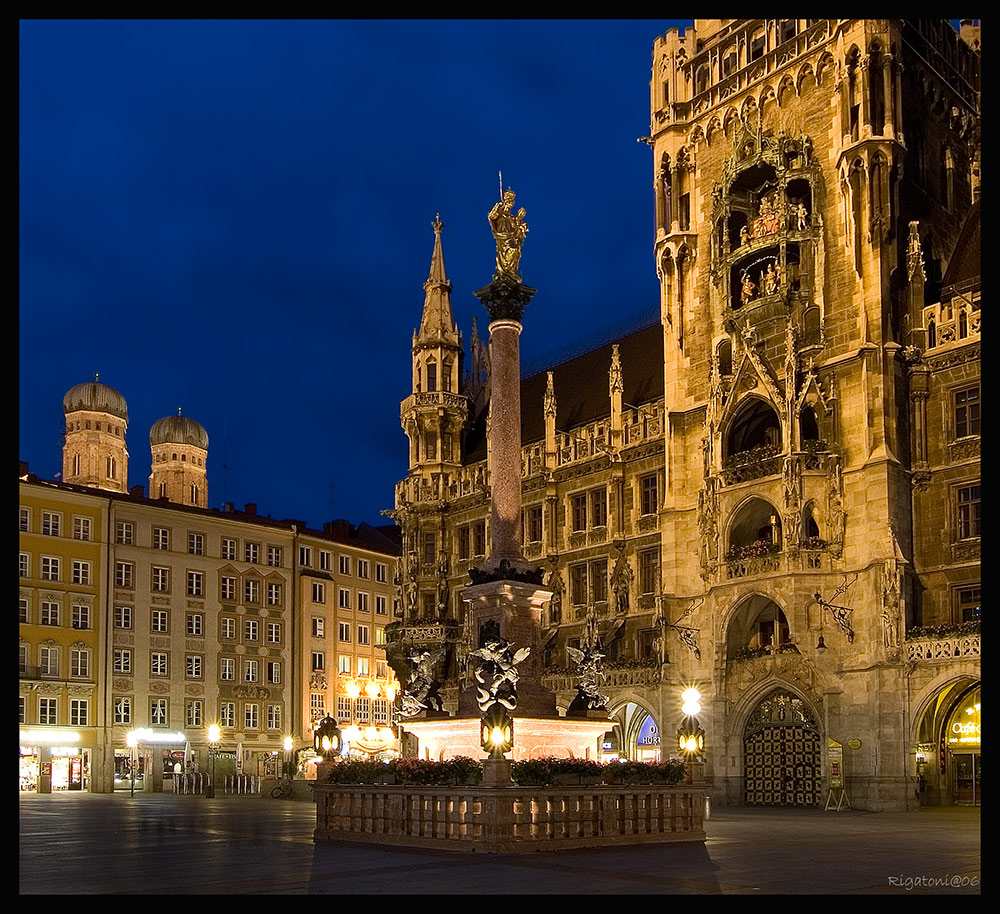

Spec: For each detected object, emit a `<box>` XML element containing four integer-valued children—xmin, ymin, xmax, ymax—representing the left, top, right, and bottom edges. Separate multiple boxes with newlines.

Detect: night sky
<box><xmin>19</xmin><ymin>19</ymin><xmax>692</xmax><ymax>529</ymax></box>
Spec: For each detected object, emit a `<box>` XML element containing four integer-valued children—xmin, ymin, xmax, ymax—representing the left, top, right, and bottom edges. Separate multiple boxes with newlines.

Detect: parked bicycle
<box><xmin>270</xmin><ymin>777</ymin><xmax>294</xmax><ymax>799</ymax></box>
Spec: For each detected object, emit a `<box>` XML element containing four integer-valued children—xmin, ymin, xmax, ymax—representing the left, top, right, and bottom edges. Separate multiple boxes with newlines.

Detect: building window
<box><xmin>71</xmin><ymin>603</ymin><xmax>91</xmax><ymax>630</ymax></box>
<box><xmin>151</xmin><ymin>566</ymin><xmax>170</xmax><ymax>593</ymax></box>
<box><xmin>71</xmin><ymin>560</ymin><xmax>91</xmax><ymax>585</ymax></box>
<box><xmin>375</xmin><ymin>626</ymin><xmax>386</xmax><ymax>646</ymax></box>
<box><xmin>336</xmin><ymin>695</ymin><xmax>352</xmax><ymax>720</ymax></box>
<box><xmin>151</xmin><ymin>609</ymin><xmax>169</xmax><ymax>633</ymax></box>
<box><xmin>376</xmin><ymin>562</ymin><xmax>388</xmax><ymax>583</ymax></box>
<box><xmin>114</xmin><ymin>605</ymin><xmax>132</xmax><ymax>629</ymax></box>
<box><xmin>220</xmin><ymin>702</ymin><xmax>236</xmax><ymax>728</ymax></box>
<box><xmin>956</xmin><ymin>586</ymin><xmax>981</xmax><ymax>623</ymax></box>
<box><xmin>267</xmin><ymin>704</ymin><xmax>282</xmax><ymax>730</ymax></box>
<box><xmin>312</xmin><ymin>617</ymin><xmax>325</xmax><ymax>638</ymax></box>
<box><xmin>267</xmin><ymin>545</ymin><xmax>282</xmax><ymax>567</ymax></box>
<box><xmin>244</xmin><ymin>578</ymin><xmax>259</xmax><ymax>604</ymax></box>
<box><xmin>151</xmin><ymin>698</ymin><xmax>168</xmax><ymax>726</ymax></box>
<box><xmin>458</xmin><ymin>525</ymin><xmax>471</xmax><ymax>560</ymax></box>
<box><xmin>337</xmin><ymin>553</ymin><xmax>349</xmax><ymax>574</ymax></box>
<box><xmin>640</xmin><ymin>474</ymin><xmax>659</xmax><ymax>516</ymax></box>
<box><xmin>19</xmin><ymin>597</ymin><xmax>29</xmax><ymax>623</ymax></box>
<box><xmin>526</xmin><ymin>505</ymin><xmax>543</xmax><ymax>543</ymax></box>
<box><xmin>357</xmin><ymin>592</ymin><xmax>370</xmax><ymax>613</ymax></box>
<box><xmin>20</xmin><ymin>552</ymin><xmax>29</xmax><ymax>578</ymax></box>
<box><xmin>244</xmin><ymin>542</ymin><xmax>259</xmax><ymax>564</ymax></box>
<box><xmin>222</xmin><ymin>538</ymin><xmax>237</xmax><ymax>561</ymax></box>
<box><xmin>423</xmin><ymin>532</ymin><xmax>435</xmax><ymax>565</ymax></box>
<box><xmin>70</xmin><ymin>699</ymin><xmax>89</xmax><ymax>727</ymax></box>
<box><xmin>220</xmin><ymin>657</ymin><xmax>235</xmax><ymax>681</ymax></box>
<box><xmin>591</xmin><ymin>490</ymin><xmax>608</xmax><ymax>528</ymax></box>
<box><xmin>39</xmin><ymin>697</ymin><xmax>58</xmax><ymax>725</ymax></box>
<box><xmin>41</xmin><ymin>556</ymin><xmax>61</xmax><ymax>581</ymax></box>
<box><xmin>267</xmin><ymin>661</ymin><xmax>281</xmax><ymax>685</ymax></box>
<box><xmin>299</xmin><ymin>546</ymin><xmax>312</xmax><ymax>567</ymax></box>
<box><xmin>42</xmin><ymin>511</ymin><xmax>61</xmax><ymax>537</ymax></box>
<box><xmin>338</xmin><ymin>622</ymin><xmax>351</xmax><ymax>643</ymax></box>
<box><xmin>373</xmin><ymin>698</ymin><xmax>389</xmax><ymax>724</ymax></box>
<box><xmin>473</xmin><ymin>522</ymin><xmax>486</xmax><ymax>558</ymax></box>
<box><xmin>70</xmin><ymin>648</ymin><xmax>90</xmax><ymax>678</ymax></box>
<box><xmin>311</xmin><ymin>693</ymin><xmax>327</xmax><ymax>722</ymax></box>
<box><xmin>116</xmin><ymin>561</ymin><xmax>133</xmax><ymax>588</ymax></box>
<box><xmin>186</xmin><ymin>700</ymin><xmax>203</xmax><ymax>728</ymax></box>
<box><xmin>187</xmin><ymin>571</ymin><xmax>204</xmax><ymax>597</ymax></box>
<box><xmin>221</xmin><ymin>576</ymin><xmax>237</xmax><ymax>601</ymax></box>
<box><xmin>639</xmin><ymin>548</ymin><xmax>660</xmax><ymax>595</ymax></box>
<box><xmin>358</xmin><ymin>624</ymin><xmax>370</xmax><ymax>646</ymax></box>
<box><xmin>73</xmin><ymin>516</ymin><xmax>92</xmax><ymax>541</ymax></box>
<box><xmin>187</xmin><ymin>613</ymin><xmax>204</xmax><ymax>636</ymax></box>
<box><xmin>41</xmin><ymin>601</ymin><xmax>61</xmax><ymax>626</ymax></box>
<box><xmin>338</xmin><ymin>655</ymin><xmax>351</xmax><ymax>675</ymax></box>
<box><xmin>955</xmin><ymin>386</ymin><xmax>980</xmax><ymax>439</ymax></box>
<box><xmin>570</xmin><ymin>564</ymin><xmax>588</xmax><ymax>606</ymax></box>
<box><xmin>188</xmin><ymin>533</ymin><xmax>204</xmax><ymax>555</ymax></box>
<box><xmin>357</xmin><ymin>559</ymin><xmax>370</xmax><ymax>579</ymax></box>
<box><xmin>571</xmin><ymin>493</ymin><xmax>587</xmax><ymax>532</ymax></box>
<box><xmin>244</xmin><ymin>659</ymin><xmax>259</xmax><ymax>682</ymax></box>
<box><xmin>153</xmin><ymin>527</ymin><xmax>170</xmax><ymax>550</ymax></box>
<box><xmin>312</xmin><ymin>581</ymin><xmax>326</xmax><ymax>603</ymax></box>
<box><xmin>375</xmin><ymin>595</ymin><xmax>387</xmax><ymax>616</ymax></box>
<box><xmin>338</xmin><ymin>588</ymin><xmax>351</xmax><ymax>609</ymax></box>
<box><xmin>19</xmin><ymin>506</ymin><xmax>30</xmax><ymax>532</ymax></box>
<box><xmin>267</xmin><ymin>622</ymin><xmax>281</xmax><ymax>644</ymax></box>
<box><xmin>221</xmin><ymin>617</ymin><xmax>237</xmax><ymax>640</ymax></box>
<box><xmin>267</xmin><ymin>582</ymin><xmax>282</xmax><ymax>606</ymax></box>
<box><xmin>114</xmin><ymin>697</ymin><xmax>132</xmax><ymax>725</ymax></box>
<box><xmin>244</xmin><ymin>704</ymin><xmax>259</xmax><ymax>730</ymax></box>
<box><xmin>245</xmin><ymin>619</ymin><xmax>259</xmax><ymax>642</ymax></box>
<box><xmin>151</xmin><ymin>652</ymin><xmax>168</xmax><ymax>677</ymax></box>
<box><xmin>114</xmin><ymin>649</ymin><xmax>132</xmax><ymax>674</ymax></box>
<box><xmin>40</xmin><ymin>646</ymin><xmax>60</xmax><ymax>677</ymax></box>
<box><xmin>957</xmin><ymin>484</ymin><xmax>981</xmax><ymax>540</ymax></box>
<box><xmin>591</xmin><ymin>561</ymin><xmax>608</xmax><ymax>605</ymax></box>
<box><xmin>312</xmin><ymin>652</ymin><xmax>325</xmax><ymax>671</ymax></box>
<box><xmin>186</xmin><ymin>655</ymin><xmax>203</xmax><ymax>680</ymax></box>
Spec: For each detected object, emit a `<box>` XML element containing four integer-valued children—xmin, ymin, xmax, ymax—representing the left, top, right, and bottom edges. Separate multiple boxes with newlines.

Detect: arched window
<box><xmin>107</xmin><ymin>455</ymin><xmax>116</xmax><ymax>479</ymax></box>
<box><xmin>717</xmin><ymin>339</ymin><xmax>733</xmax><ymax>376</ymax></box>
<box><xmin>928</xmin><ymin>320</ymin><xmax>937</xmax><ymax>348</ymax></box>
<box><xmin>426</xmin><ymin>360</ymin><xmax>437</xmax><ymax>393</ymax></box>
<box><xmin>800</xmin><ymin>406</ymin><xmax>820</xmax><ymax>442</ymax></box>
<box><xmin>958</xmin><ymin>308</ymin><xmax>968</xmax><ymax>339</ymax></box>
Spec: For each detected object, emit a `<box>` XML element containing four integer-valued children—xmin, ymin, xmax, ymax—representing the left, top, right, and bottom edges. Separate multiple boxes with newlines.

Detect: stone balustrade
<box><xmin>904</xmin><ymin>634</ymin><xmax>980</xmax><ymax>663</ymax></box>
<box><xmin>313</xmin><ymin>783</ymin><xmax>705</xmax><ymax>853</ymax></box>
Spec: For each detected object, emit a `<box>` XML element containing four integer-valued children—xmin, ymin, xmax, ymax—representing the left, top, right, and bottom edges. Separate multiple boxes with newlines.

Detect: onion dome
<box><xmin>150</xmin><ymin>409</ymin><xmax>209</xmax><ymax>450</ymax></box>
<box><xmin>63</xmin><ymin>376</ymin><xmax>129</xmax><ymax>422</ymax></box>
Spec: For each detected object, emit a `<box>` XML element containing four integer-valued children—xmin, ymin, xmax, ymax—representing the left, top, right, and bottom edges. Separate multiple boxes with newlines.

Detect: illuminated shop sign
<box><xmin>945</xmin><ymin>698</ymin><xmax>981</xmax><ymax>748</ymax></box>
<box><xmin>636</xmin><ymin>716</ymin><xmax>660</xmax><ymax>746</ymax></box>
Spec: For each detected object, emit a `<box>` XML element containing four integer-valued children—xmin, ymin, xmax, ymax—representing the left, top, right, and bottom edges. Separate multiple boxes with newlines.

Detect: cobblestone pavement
<box><xmin>19</xmin><ymin>792</ymin><xmax>980</xmax><ymax>895</ymax></box>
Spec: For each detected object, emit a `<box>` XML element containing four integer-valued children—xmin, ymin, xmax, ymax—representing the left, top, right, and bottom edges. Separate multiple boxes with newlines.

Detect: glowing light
<box><xmin>490</xmin><ymin>726</ymin><xmax>505</xmax><ymax>746</ymax></box>
<box><xmin>20</xmin><ymin>730</ymin><xmax>82</xmax><ymax>745</ymax></box>
<box><xmin>207</xmin><ymin>724</ymin><xmax>221</xmax><ymax>744</ymax></box>
<box><xmin>365</xmin><ymin>680</ymin><xmax>380</xmax><ymax>699</ymax></box>
<box><xmin>681</xmin><ymin>687</ymin><xmax>702</xmax><ymax>716</ymax></box>
<box><xmin>384</xmin><ymin>683</ymin><xmax>397</xmax><ymax>703</ymax></box>
<box><xmin>345</xmin><ymin>680</ymin><xmax>361</xmax><ymax>700</ymax></box>
<box><xmin>283</xmin><ymin>736</ymin><xmax>293</xmax><ymax>752</ymax></box>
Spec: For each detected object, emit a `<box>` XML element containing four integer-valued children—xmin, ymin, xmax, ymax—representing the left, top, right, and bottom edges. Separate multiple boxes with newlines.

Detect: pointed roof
<box><xmin>416</xmin><ymin>215</ymin><xmax>460</xmax><ymax>348</ymax></box>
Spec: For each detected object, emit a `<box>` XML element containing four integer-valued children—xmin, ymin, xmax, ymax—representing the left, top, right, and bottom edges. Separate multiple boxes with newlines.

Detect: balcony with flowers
<box><xmin>904</xmin><ymin>620</ymin><xmax>981</xmax><ymax>663</ymax></box>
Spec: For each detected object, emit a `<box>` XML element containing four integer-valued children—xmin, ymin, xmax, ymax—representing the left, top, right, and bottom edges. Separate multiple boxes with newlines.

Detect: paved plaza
<box><xmin>19</xmin><ymin>792</ymin><xmax>979</xmax><ymax>895</ymax></box>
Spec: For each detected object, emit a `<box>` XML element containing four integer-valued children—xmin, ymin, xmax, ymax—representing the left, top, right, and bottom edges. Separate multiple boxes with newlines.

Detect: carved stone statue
<box><xmin>488</xmin><ymin>189</ymin><xmax>529</xmax><ymax>282</ymax></box>
<box><xmin>469</xmin><ymin>620</ymin><xmax>529</xmax><ymax>713</ymax></box>
<box><xmin>399</xmin><ymin>646</ymin><xmax>446</xmax><ymax>718</ymax></box>
<box><xmin>566</xmin><ymin>641</ymin><xmax>610</xmax><ymax>713</ymax></box>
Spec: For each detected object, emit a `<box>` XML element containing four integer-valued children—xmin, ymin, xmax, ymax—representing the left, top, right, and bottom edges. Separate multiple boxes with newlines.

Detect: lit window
<box><xmin>955</xmin><ymin>386</ymin><xmax>980</xmax><ymax>438</ymax></box>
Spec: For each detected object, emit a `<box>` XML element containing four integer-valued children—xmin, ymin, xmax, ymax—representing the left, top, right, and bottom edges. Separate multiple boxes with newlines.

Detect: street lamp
<box><xmin>206</xmin><ymin>724</ymin><xmax>220</xmax><ymax>798</ymax></box>
<box><xmin>282</xmin><ymin>735</ymin><xmax>294</xmax><ymax>779</ymax></box>
<box><xmin>314</xmin><ymin>715</ymin><xmax>342</xmax><ymax>760</ymax></box>
<box><xmin>126</xmin><ymin>731</ymin><xmax>138</xmax><ymax>798</ymax></box>
<box><xmin>480</xmin><ymin>703</ymin><xmax>514</xmax><ymax>760</ymax></box>
<box><xmin>677</xmin><ymin>688</ymin><xmax>706</xmax><ymax>762</ymax></box>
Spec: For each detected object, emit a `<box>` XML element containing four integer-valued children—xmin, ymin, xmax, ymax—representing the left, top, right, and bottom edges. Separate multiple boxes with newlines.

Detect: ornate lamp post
<box><xmin>314</xmin><ymin>715</ymin><xmax>343</xmax><ymax>760</ymax></box>
<box><xmin>206</xmin><ymin>724</ymin><xmax>220</xmax><ymax>798</ymax></box>
<box><xmin>677</xmin><ymin>688</ymin><xmax>706</xmax><ymax>767</ymax></box>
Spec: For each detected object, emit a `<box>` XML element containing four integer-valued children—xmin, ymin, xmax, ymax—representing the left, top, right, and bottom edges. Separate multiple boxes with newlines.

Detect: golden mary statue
<box><xmin>488</xmin><ymin>189</ymin><xmax>528</xmax><ymax>283</ymax></box>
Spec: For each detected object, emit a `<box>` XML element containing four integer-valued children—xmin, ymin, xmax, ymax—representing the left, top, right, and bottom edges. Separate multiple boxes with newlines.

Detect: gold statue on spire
<box><xmin>488</xmin><ymin>187</ymin><xmax>528</xmax><ymax>282</ymax></box>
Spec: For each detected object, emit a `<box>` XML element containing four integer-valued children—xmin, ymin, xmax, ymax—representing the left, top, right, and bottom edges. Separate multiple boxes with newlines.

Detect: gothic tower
<box><xmin>148</xmin><ymin>409</ymin><xmax>209</xmax><ymax>507</ymax></box>
<box><xmin>62</xmin><ymin>376</ymin><xmax>129</xmax><ymax>492</ymax></box>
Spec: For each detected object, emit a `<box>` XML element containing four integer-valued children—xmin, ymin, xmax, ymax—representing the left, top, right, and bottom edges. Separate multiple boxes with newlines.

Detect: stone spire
<box><xmin>417</xmin><ymin>215</ymin><xmax>460</xmax><ymax>348</ymax></box>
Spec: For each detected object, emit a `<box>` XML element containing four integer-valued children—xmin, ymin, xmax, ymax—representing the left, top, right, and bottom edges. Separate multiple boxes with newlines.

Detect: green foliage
<box><xmin>511</xmin><ymin>757</ymin><xmax>686</xmax><ymax>786</ymax></box>
<box><xmin>326</xmin><ymin>756</ymin><xmax>483</xmax><ymax>786</ymax></box>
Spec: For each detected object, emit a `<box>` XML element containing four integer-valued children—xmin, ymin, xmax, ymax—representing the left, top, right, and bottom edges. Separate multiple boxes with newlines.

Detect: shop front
<box><xmin>19</xmin><ymin>729</ymin><xmax>94</xmax><ymax>793</ymax></box>
<box><xmin>944</xmin><ymin>685</ymin><xmax>980</xmax><ymax>806</ymax></box>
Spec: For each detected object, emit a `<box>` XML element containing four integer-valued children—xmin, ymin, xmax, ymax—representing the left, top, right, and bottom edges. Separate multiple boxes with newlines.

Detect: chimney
<box><xmin>130</xmin><ymin>485</ymin><xmax>145</xmax><ymax>498</ymax></box>
<box><xmin>223</xmin><ymin>502</ymin><xmax>235</xmax><ymax>513</ymax></box>
<box><xmin>244</xmin><ymin>503</ymin><xmax>257</xmax><ymax>517</ymax></box>
<box><xmin>323</xmin><ymin>520</ymin><xmax>352</xmax><ymax>538</ymax></box>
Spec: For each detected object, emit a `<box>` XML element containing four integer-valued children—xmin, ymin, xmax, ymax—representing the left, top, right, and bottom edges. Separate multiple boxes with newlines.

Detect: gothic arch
<box><xmin>722</xmin><ymin>394</ymin><xmax>783</xmax><ymax>462</ymax></box>
<box><xmin>776</xmin><ymin>75</ymin><xmax>797</xmax><ymax>107</ymax></box>
<box><xmin>725</xmin><ymin>495</ymin><xmax>783</xmax><ymax>553</ymax></box>
<box><xmin>796</xmin><ymin>62</ymin><xmax>816</xmax><ymax>94</ymax></box>
<box><xmin>705</xmin><ymin>115</ymin><xmax>723</xmax><ymax>145</ymax></box>
<box><xmin>814</xmin><ymin>51</ymin><xmax>835</xmax><ymax>86</ymax></box>
<box><xmin>607</xmin><ymin>697</ymin><xmax>662</xmax><ymax>761</ymax></box>
<box><xmin>724</xmin><ymin>677</ymin><xmax>821</xmax><ymax>744</ymax></box>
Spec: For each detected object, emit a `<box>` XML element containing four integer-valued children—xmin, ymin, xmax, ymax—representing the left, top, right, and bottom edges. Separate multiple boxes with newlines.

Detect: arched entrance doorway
<box><xmin>609</xmin><ymin>701</ymin><xmax>660</xmax><ymax>762</ymax></box>
<box><xmin>915</xmin><ymin>679</ymin><xmax>980</xmax><ymax>806</ymax></box>
<box><xmin>743</xmin><ymin>688</ymin><xmax>821</xmax><ymax>806</ymax></box>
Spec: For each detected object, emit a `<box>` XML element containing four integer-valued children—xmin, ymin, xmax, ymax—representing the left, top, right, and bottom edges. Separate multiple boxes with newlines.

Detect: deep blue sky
<box><xmin>20</xmin><ymin>19</ymin><xmax>692</xmax><ymax>529</ymax></box>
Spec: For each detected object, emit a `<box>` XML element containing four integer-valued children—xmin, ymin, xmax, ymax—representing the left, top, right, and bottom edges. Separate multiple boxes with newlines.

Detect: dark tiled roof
<box><xmin>463</xmin><ymin>323</ymin><xmax>663</xmax><ymax>464</ymax></box>
<box><xmin>941</xmin><ymin>198</ymin><xmax>981</xmax><ymax>292</ymax></box>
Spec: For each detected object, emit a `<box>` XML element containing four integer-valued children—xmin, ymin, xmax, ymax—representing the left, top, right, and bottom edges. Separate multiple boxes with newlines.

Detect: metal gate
<box><xmin>744</xmin><ymin>690</ymin><xmax>821</xmax><ymax>807</ymax></box>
